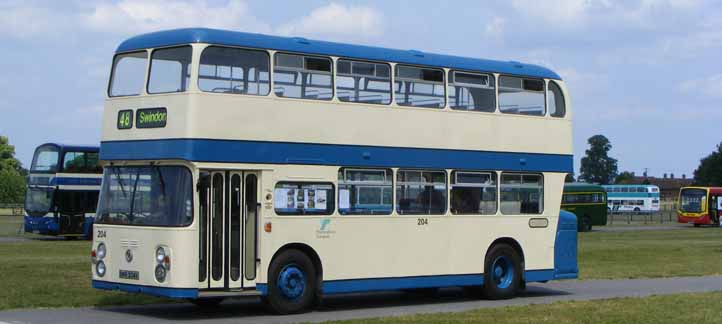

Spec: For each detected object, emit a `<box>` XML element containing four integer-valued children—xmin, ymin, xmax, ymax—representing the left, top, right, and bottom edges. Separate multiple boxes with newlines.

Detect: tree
<box><xmin>565</xmin><ymin>173</ymin><xmax>575</xmax><ymax>183</ymax></box>
<box><xmin>615</xmin><ymin>171</ymin><xmax>635</xmax><ymax>184</ymax></box>
<box><xmin>0</xmin><ymin>136</ymin><xmax>26</xmax><ymax>204</ymax></box>
<box><xmin>579</xmin><ymin>135</ymin><xmax>618</xmax><ymax>184</ymax></box>
<box><xmin>0</xmin><ymin>169</ymin><xmax>25</xmax><ymax>204</ymax></box>
<box><xmin>693</xmin><ymin>142</ymin><xmax>722</xmax><ymax>186</ymax></box>
<box><xmin>0</xmin><ymin>136</ymin><xmax>22</xmax><ymax>173</ymax></box>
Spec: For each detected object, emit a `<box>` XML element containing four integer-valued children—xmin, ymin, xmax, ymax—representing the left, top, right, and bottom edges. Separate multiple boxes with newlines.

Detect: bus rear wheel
<box><xmin>578</xmin><ymin>216</ymin><xmax>592</xmax><ymax>232</ymax></box>
<box><xmin>483</xmin><ymin>244</ymin><xmax>522</xmax><ymax>300</ymax></box>
<box><xmin>265</xmin><ymin>249</ymin><xmax>317</xmax><ymax>314</ymax></box>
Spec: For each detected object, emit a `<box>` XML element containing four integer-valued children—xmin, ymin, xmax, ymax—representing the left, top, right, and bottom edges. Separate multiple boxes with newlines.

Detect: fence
<box><xmin>0</xmin><ymin>204</ymin><xmax>24</xmax><ymax>216</ymax></box>
<box><xmin>607</xmin><ymin>199</ymin><xmax>679</xmax><ymax>225</ymax></box>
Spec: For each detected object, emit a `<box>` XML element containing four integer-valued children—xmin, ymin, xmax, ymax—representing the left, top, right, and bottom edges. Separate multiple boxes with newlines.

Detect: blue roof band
<box><xmin>116</xmin><ymin>28</ymin><xmax>561</xmax><ymax>80</ymax></box>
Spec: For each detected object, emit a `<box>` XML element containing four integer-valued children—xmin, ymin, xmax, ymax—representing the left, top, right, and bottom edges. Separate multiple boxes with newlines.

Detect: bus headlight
<box><xmin>155</xmin><ymin>247</ymin><xmax>166</xmax><ymax>263</ymax></box>
<box><xmin>97</xmin><ymin>243</ymin><xmax>106</xmax><ymax>260</ymax></box>
<box><xmin>155</xmin><ymin>264</ymin><xmax>167</xmax><ymax>282</ymax></box>
<box><xmin>96</xmin><ymin>261</ymin><xmax>106</xmax><ymax>277</ymax></box>
<box><xmin>155</xmin><ymin>246</ymin><xmax>170</xmax><ymax>270</ymax></box>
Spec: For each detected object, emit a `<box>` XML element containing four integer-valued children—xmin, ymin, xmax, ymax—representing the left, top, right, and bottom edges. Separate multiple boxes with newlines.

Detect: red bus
<box><xmin>678</xmin><ymin>187</ymin><xmax>722</xmax><ymax>226</ymax></box>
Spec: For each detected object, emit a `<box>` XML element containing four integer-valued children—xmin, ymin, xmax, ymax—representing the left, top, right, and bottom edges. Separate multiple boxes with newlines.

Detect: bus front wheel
<box><xmin>483</xmin><ymin>244</ymin><xmax>522</xmax><ymax>300</ymax></box>
<box><xmin>265</xmin><ymin>249</ymin><xmax>317</xmax><ymax>314</ymax></box>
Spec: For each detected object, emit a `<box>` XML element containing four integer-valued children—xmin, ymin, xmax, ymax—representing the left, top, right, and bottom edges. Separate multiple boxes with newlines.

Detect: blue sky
<box><xmin>1</xmin><ymin>0</ymin><xmax>721</xmax><ymax>178</ymax></box>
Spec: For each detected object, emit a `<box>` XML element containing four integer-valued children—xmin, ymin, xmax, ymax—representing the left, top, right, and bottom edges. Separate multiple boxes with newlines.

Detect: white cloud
<box><xmin>84</xmin><ymin>0</ymin><xmax>271</xmax><ymax>35</ymax></box>
<box><xmin>680</xmin><ymin>74</ymin><xmax>722</xmax><ymax>98</ymax></box>
<box><xmin>276</xmin><ymin>3</ymin><xmax>383</xmax><ymax>40</ymax></box>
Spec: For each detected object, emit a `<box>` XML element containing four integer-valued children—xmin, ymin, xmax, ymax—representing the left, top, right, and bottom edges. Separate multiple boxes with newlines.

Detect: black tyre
<box><xmin>189</xmin><ymin>297</ymin><xmax>224</xmax><ymax>308</ymax></box>
<box><xmin>265</xmin><ymin>249</ymin><xmax>317</xmax><ymax>314</ymax></box>
<box><xmin>483</xmin><ymin>244</ymin><xmax>522</xmax><ymax>300</ymax></box>
<box><xmin>578</xmin><ymin>216</ymin><xmax>592</xmax><ymax>232</ymax></box>
<box><xmin>694</xmin><ymin>223</ymin><xmax>701</xmax><ymax>228</ymax></box>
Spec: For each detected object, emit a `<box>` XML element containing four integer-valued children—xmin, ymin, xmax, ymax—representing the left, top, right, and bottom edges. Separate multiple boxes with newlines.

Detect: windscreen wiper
<box><xmin>154</xmin><ymin>165</ymin><xmax>166</xmax><ymax>194</ymax></box>
<box><xmin>113</xmin><ymin>167</ymin><xmax>128</xmax><ymax>197</ymax></box>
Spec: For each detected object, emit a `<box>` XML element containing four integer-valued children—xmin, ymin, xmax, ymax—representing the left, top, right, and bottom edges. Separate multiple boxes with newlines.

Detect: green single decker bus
<box><xmin>561</xmin><ymin>183</ymin><xmax>607</xmax><ymax>232</ymax></box>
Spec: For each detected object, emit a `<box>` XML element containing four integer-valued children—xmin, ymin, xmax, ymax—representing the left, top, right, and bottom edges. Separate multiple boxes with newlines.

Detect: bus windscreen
<box><xmin>680</xmin><ymin>189</ymin><xmax>706</xmax><ymax>213</ymax></box>
<box><xmin>30</xmin><ymin>145</ymin><xmax>60</xmax><ymax>172</ymax></box>
<box><xmin>96</xmin><ymin>166</ymin><xmax>193</xmax><ymax>227</ymax></box>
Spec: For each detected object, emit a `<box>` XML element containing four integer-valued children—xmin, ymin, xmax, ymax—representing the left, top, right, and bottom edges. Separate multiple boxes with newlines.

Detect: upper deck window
<box><xmin>148</xmin><ymin>46</ymin><xmax>192</xmax><ymax>94</ymax></box>
<box><xmin>199</xmin><ymin>46</ymin><xmax>270</xmax><ymax>95</ymax></box>
<box><xmin>548</xmin><ymin>80</ymin><xmax>566</xmax><ymax>117</ymax></box>
<box><xmin>30</xmin><ymin>145</ymin><xmax>59</xmax><ymax>172</ymax></box>
<box><xmin>109</xmin><ymin>51</ymin><xmax>147</xmax><ymax>97</ymax></box>
<box><xmin>62</xmin><ymin>151</ymin><xmax>101</xmax><ymax>174</ymax></box>
<box><xmin>448</xmin><ymin>71</ymin><xmax>496</xmax><ymax>112</ymax></box>
<box><xmin>274</xmin><ymin>53</ymin><xmax>333</xmax><ymax>100</ymax></box>
<box><xmin>499</xmin><ymin>76</ymin><xmax>545</xmax><ymax>116</ymax></box>
<box><xmin>395</xmin><ymin>65</ymin><xmax>445</xmax><ymax>108</ymax></box>
<box><xmin>336</xmin><ymin>59</ymin><xmax>391</xmax><ymax>105</ymax></box>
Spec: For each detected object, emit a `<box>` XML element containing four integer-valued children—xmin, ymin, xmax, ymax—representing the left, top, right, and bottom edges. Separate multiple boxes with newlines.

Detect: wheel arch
<box><xmin>270</xmin><ymin>243</ymin><xmax>324</xmax><ymax>290</ymax></box>
<box><xmin>485</xmin><ymin>237</ymin><xmax>525</xmax><ymax>271</ymax></box>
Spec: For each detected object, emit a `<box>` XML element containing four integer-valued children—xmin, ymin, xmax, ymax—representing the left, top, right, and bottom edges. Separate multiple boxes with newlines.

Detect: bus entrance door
<box><xmin>199</xmin><ymin>171</ymin><xmax>260</xmax><ymax>290</ymax></box>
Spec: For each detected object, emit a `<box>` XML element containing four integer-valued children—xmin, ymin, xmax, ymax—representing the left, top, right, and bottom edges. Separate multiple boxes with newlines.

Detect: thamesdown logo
<box><xmin>316</xmin><ymin>218</ymin><xmax>335</xmax><ymax>239</ymax></box>
<box><xmin>320</xmin><ymin>219</ymin><xmax>331</xmax><ymax>231</ymax></box>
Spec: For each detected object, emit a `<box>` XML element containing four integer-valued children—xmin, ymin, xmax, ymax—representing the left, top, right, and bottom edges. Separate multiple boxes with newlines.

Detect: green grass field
<box><xmin>579</xmin><ymin>228</ymin><xmax>722</xmax><ymax>279</ymax></box>
<box><xmin>0</xmin><ymin>215</ymin><xmax>23</xmax><ymax>236</ymax></box>
<box><xmin>320</xmin><ymin>292</ymin><xmax>722</xmax><ymax>324</ymax></box>
<box><xmin>1</xmin><ymin>218</ymin><xmax>722</xmax><ymax>314</ymax></box>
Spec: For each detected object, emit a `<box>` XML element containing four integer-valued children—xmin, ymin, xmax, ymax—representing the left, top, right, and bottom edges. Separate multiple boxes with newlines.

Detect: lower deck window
<box><xmin>396</xmin><ymin>170</ymin><xmax>446</xmax><ymax>214</ymax></box>
<box><xmin>500</xmin><ymin>173</ymin><xmax>543</xmax><ymax>214</ymax></box>
<box><xmin>338</xmin><ymin>168</ymin><xmax>392</xmax><ymax>215</ymax></box>
<box><xmin>450</xmin><ymin>171</ymin><xmax>497</xmax><ymax>214</ymax></box>
<box><xmin>274</xmin><ymin>182</ymin><xmax>334</xmax><ymax>215</ymax></box>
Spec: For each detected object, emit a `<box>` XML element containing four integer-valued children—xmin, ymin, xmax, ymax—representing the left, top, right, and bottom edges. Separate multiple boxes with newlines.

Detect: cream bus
<box><xmin>91</xmin><ymin>28</ymin><xmax>578</xmax><ymax>314</ymax></box>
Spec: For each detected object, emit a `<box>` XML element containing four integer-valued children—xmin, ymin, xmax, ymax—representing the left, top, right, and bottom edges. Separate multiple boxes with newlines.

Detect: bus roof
<box><xmin>602</xmin><ymin>184</ymin><xmax>659</xmax><ymax>188</ymax></box>
<box><xmin>116</xmin><ymin>28</ymin><xmax>562</xmax><ymax>80</ymax></box>
<box><xmin>564</xmin><ymin>183</ymin><xmax>605</xmax><ymax>192</ymax></box>
<box><xmin>38</xmin><ymin>143</ymin><xmax>99</xmax><ymax>153</ymax></box>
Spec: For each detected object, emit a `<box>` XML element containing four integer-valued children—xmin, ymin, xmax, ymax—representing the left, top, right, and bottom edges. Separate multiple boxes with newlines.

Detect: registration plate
<box><xmin>119</xmin><ymin>270</ymin><xmax>139</xmax><ymax>280</ymax></box>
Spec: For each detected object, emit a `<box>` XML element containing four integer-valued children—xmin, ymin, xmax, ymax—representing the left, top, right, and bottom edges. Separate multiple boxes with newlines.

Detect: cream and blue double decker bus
<box><xmin>91</xmin><ymin>28</ymin><xmax>578</xmax><ymax>314</ymax></box>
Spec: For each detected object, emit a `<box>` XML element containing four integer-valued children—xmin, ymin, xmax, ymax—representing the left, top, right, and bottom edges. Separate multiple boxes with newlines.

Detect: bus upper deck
<box><xmin>24</xmin><ymin>143</ymin><xmax>102</xmax><ymax>238</ymax></box>
<box><xmin>102</xmin><ymin>28</ymin><xmax>572</xmax><ymax>165</ymax></box>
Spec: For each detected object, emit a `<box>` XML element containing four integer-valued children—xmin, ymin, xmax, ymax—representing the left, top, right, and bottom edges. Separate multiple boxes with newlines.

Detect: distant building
<box><xmin>616</xmin><ymin>175</ymin><xmax>693</xmax><ymax>200</ymax></box>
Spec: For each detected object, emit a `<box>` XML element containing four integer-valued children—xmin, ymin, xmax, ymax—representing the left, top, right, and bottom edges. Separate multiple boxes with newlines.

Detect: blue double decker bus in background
<box><xmin>24</xmin><ymin>143</ymin><xmax>102</xmax><ymax>239</ymax></box>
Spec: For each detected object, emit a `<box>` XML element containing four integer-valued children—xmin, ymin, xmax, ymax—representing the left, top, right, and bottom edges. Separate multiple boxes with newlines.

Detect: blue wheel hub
<box><xmin>277</xmin><ymin>264</ymin><xmax>305</xmax><ymax>300</ymax></box>
<box><xmin>491</xmin><ymin>256</ymin><xmax>514</xmax><ymax>289</ymax></box>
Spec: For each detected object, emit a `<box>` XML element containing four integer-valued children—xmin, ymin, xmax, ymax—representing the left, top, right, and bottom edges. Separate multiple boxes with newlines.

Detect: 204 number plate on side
<box><xmin>119</xmin><ymin>270</ymin><xmax>139</xmax><ymax>280</ymax></box>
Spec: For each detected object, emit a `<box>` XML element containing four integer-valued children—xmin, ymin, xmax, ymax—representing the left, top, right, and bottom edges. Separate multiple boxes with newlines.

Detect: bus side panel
<box><xmin>259</xmin><ymin>167</ymin><xmax>563</xmax><ymax>290</ymax></box>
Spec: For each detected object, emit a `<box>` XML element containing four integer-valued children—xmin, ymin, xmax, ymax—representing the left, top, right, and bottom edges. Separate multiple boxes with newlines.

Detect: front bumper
<box><xmin>678</xmin><ymin>214</ymin><xmax>710</xmax><ymax>225</ymax></box>
<box><xmin>92</xmin><ymin>280</ymin><xmax>198</xmax><ymax>298</ymax></box>
<box><xmin>24</xmin><ymin>216</ymin><xmax>58</xmax><ymax>235</ymax></box>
